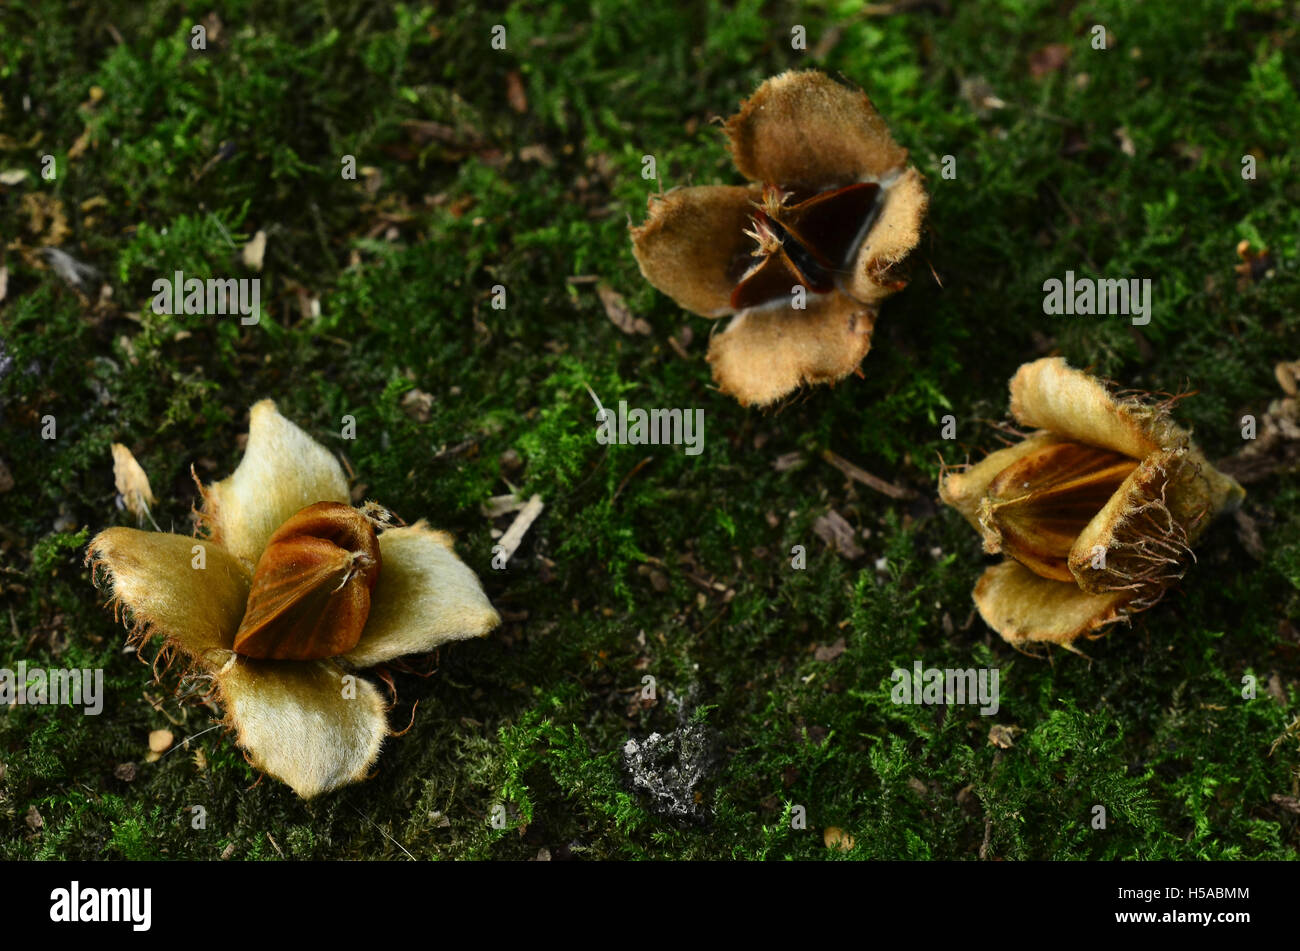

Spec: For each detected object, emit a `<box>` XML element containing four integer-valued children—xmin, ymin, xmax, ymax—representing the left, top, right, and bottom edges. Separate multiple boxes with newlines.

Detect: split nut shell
<box><xmin>232</xmin><ymin>502</ymin><xmax>381</xmax><ymax>660</ymax></box>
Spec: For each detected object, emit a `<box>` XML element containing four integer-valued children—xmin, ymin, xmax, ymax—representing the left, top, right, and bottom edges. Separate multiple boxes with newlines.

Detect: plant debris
<box><xmin>111</xmin><ymin>443</ymin><xmax>156</xmax><ymax>525</ymax></box>
<box><xmin>622</xmin><ymin>720</ymin><xmax>720</xmax><ymax>821</ymax></box>
<box><xmin>495</xmin><ymin>494</ymin><xmax>544</xmax><ymax>564</ymax></box>
<box><xmin>596</xmin><ymin>282</ymin><xmax>651</xmax><ymax>336</ymax></box>
<box><xmin>813</xmin><ymin>510</ymin><xmax>866</xmax><ymax>559</ymax></box>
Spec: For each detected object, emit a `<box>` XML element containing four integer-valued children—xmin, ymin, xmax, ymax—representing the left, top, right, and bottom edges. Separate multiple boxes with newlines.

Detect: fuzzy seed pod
<box><xmin>940</xmin><ymin>358</ymin><xmax>1244</xmax><ymax>649</ymax></box>
<box><xmin>86</xmin><ymin>400</ymin><xmax>501</xmax><ymax>798</ymax></box>
<box><xmin>630</xmin><ymin>70</ymin><xmax>928</xmax><ymax>408</ymax></box>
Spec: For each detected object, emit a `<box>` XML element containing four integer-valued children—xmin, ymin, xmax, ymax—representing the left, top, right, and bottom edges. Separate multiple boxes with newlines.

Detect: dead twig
<box><xmin>822</xmin><ymin>449</ymin><xmax>917</xmax><ymax>500</ymax></box>
<box><xmin>496</xmin><ymin>494</ymin><xmax>544</xmax><ymax>564</ymax></box>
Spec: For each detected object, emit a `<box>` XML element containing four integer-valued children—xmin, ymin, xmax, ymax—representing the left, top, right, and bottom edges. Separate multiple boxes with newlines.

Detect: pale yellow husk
<box><xmin>629</xmin><ymin>69</ymin><xmax>929</xmax><ymax>408</ymax></box>
<box><xmin>629</xmin><ymin>184</ymin><xmax>760</xmax><ymax>319</ymax></box>
<box><xmin>973</xmin><ymin>560</ymin><xmax>1131</xmax><ymax>647</ymax></box>
<box><xmin>87</xmin><ymin>400</ymin><xmax>500</xmax><ymax>798</ymax></box>
<box><xmin>199</xmin><ymin>399</ymin><xmax>351</xmax><ymax>569</ymax></box>
<box><xmin>846</xmin><ymin>166</ymin><xmax>929</xmax><ymax>307</ymax></box>
<box><xmin>941</xmin><ymin>358</ymin><xmax>1244</xmax><ymax>647</ymax></box>
<box><xmin>724</xmin><ymin>69</ymin><xmax>909</xmax><ymax>189</ymax></box>
<box><xmin>342</xmin><ymin>521</ymin><xmax>502</xmax><ymax>668</ymax></box>
<box><xmin>705</xmin><ymin>292</ymin><xmax>875</xmax><ymax>409</ymax></box>
<box><xmin>215</xmin><ymin>655</ymin><xmax>388</xmax><ymax>800</ymax></box>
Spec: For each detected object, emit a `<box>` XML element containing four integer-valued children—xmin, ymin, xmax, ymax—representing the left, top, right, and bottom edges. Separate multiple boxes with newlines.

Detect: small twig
<box><xmin>822</xmin><ymin>449</ymin><xmax>917</xmax><ymax>500</ymax></box>
<box><xmin>265</xmin><ymin>832</ymin><xmax>285</xmax><ymax>859</ymax></box>
<box><xmin>496</xmin><ymin>494</ymin><xmax>544</xmax><ymax>564</ymax></box>
<box><xmin>613</xmin><ymin>456</ymin><xmax>654</xmax><ymax>503</ymax></box>
<box><xmin>159</xmin><ymin>723</ymin><xmax>223</xmax><ymax>759</ymax></box>
<box><xmin>350</xmin><ymin>805</ymin><xmax>415</xmax><ymax>861</ymax></box>
<box><xmin>583</xmin><ymin>382</ymin><xmax>608</xmax><ymax>423</ymax></box>
<box><xmin>431</xmin><ymin>437</ymin><xmax>478</xmax><ymax>461</ymax></box>
<box><xmin>141</xmin><ymin>690</ymin><xmax>187</xmax><ymax>726</ymax></box>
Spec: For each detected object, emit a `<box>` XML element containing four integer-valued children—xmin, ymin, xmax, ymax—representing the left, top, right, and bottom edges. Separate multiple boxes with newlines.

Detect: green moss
<box><xmin>1</xmin><ymin>0</ymin><xmax>1297</xmax><ymax>860</ymax></box>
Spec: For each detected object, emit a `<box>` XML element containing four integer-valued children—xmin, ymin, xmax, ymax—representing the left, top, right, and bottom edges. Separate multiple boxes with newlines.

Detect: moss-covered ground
<box><xmin>1</xmin><ymin>0</ymin><xmax>1298</xmax><ymax>860</ymax></box>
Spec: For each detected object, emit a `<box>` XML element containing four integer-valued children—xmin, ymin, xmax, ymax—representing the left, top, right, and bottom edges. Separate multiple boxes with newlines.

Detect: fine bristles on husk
<box><xmin>629</xmin><ymin>70</ymin><xmax>928</xmax><ymax>408</ymax></box>
<box><xmin>85</xmin><ymin>402</ymin><xmax>504</xmax><ymax>799</ymax></box>
<box><xmin>942</xmin><ymin>357</ymin><xmax>1246</xmax><ymax>648</ymax></box>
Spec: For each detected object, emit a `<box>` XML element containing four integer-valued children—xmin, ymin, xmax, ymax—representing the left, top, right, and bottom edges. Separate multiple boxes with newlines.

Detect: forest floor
<box><xmin>1</xmin><ymin>0</ymin><xmax>1298</xmax><ymax>859</ymax></box>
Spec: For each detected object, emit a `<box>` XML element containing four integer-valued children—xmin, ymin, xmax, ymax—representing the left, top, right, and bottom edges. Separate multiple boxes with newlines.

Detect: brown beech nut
<box><xmin>232</xmin><ymin>501</ymin><xmax>381</xmax><ymax>660</ymax></box>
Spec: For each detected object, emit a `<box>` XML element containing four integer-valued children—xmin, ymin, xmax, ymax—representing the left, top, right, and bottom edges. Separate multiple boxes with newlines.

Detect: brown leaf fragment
<box><xmin>399</xmin><ymin>119</ymin><xmax>488</xmax><ymax>153</ymax></box>
<box><xmin>24</xmin><ymin>193</ymin><xmax>71</xmax><ymax>245</ymax></box>
<box><xmin>1276</xmin><ymin>359</ymin><xmax>1299</xmax><ymax>397</ymax></box>
<box><xmin>401</xmin><ymin>388</ymin><xmax>434</xmax><ymax>422</ymax></box>
<box><xmin>1233</xmin><ymin>508</ymin><xmax>1264</xmax><ymax>560</ymax></box>
<box><xmin>1029</xmin><ymin>43</ymin><xmax>1072</xmax><ymax>79</ymax></box>
<box><xmin>114</xmin><ymin>762</ymin><xmax>138</xmax><ymax>782</ymax></box>
<box><xmin>1265</xmin><ymin>672</ymin><xmax>1286</xmax><ymax>705</ymax></box>
<box><xmin>67</xmin><ymin>125</ymin><xmax>95</xmax><ymax>160</ymax></box>
<box><xmin>518</xmin><ymin>144</ymin><xmax>554</xmax><ymax>166</ymax></box>
<box><xmin>814</xmin><ymin>637</ymin><xmax>846</xmax><ymax>662</ymax></box>
<box><xmin>202</xmin><ymin>12</ymin><xmax>223</xmax><ymax>44</ymax></box>
<box><xmin>988</xmin><ymin>724</ymin><xmax>1021</xmax><ymax>749</ymax></box>
<box><xmin>25</xmin><ymin>806</ymin><xmax>43</xmax><ymax>831</ymax></box>
<box><xmin>1114</xmin><ymin>126</ymin><xmax>1136</xmax><ymax>157</ymax></box>
<box><xmin>1271</xmin><ymin>794</ymin><xmax>1300</xmax><ymax>815</ymax></box>
<box><xmin>111</xmin><ymin>443</ymin><xmax>157</xmax><ymax>523</ymax></box>
<box><xmin>1218</xmin><ymin>366</ymin><xmax>1300</xmax><ymax>484</ymax></box>
<box><xmin>0</xmin><ymin>457</ymin><xmax>13</xmax><ymax>493</ymax></box>
<box><xmin>772</xmin><ymin>451</ymin><xmax>806</xmax><ymax>473</ymax></box>
<box><xmin>506</xmin><ymin>70</ymin><xmax>528</xmax><ymax>114</ymax></box>
<box><xmin>597</xmin><ymin>282</ymin><xmax>651</xmax><ymax>335</ymax></box>
<box><xmin>813</xmin><ymin>510</ymin><xmax>865</xmax><ymax>559</ymax></box>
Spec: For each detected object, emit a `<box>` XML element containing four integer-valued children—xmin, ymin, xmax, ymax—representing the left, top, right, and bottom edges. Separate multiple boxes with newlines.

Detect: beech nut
<box><xmin>979</xmin><ymin>441</ymin><xmax>1137</xmax><ymax>583</ymax></box>
<box><xmin>232</xmin><ymin>502</ymin><xmax>381</xmax><ymax>661</ymax></box>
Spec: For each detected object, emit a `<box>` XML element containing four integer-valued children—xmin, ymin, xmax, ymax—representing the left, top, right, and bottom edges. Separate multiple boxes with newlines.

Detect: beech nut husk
<box><xmin>629</xmin><ymin>69</ymin><xmax>928</xmax><ymax>408</ymax></box>
<box><xmin>939</xmin><ymin>358</ymin><xmax>1244</xmax><ymax>649</ymax></box>
<box><xmin>84</xmin><ymin>398</ymin><xmax>502</xmax><ymax>799</ymax></box>
<box><xmin>233</xmin><ymin>502</ymin><xmax>381</xmax><ymax>660</ymax></box>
